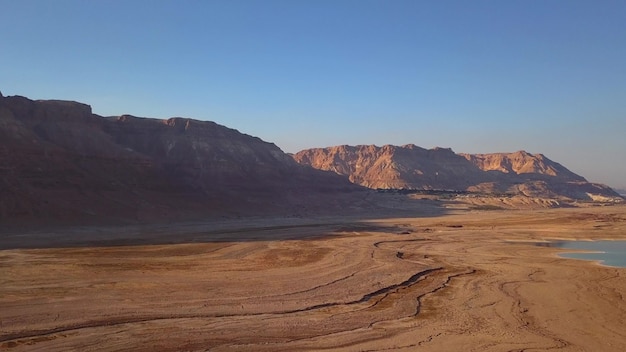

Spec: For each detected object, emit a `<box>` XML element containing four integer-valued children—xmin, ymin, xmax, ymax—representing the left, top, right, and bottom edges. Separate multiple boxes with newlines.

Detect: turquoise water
<box><xmin>551</xmin><ymin>241</ymin><xmax>626</xmax><ymax>268</ymax></box>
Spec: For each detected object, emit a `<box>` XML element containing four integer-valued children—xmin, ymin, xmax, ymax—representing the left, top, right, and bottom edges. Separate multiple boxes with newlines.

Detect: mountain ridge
<box><xmin>293</xmin><ymin>144</ymin><xmax>622</xmax><ymax>201</ymax></box>
<box><xmin>2</xmin><ymin>91</ymin><xmax>622</xmax><ymax>227</ymax></box>
<box><xmin>0</xmin><ymin>93</ymin><xmax>362</xmax><ymax>225</ymax></box>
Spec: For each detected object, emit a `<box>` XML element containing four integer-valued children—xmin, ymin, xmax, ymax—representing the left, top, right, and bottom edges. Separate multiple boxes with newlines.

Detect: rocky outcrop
<box><xmin>293</xmin><ymin>145</ymin><xmax>622</xmax><ymax>202</ymax></box>
<box><xmin>460</xmin><ymin>151</ymin><xmax>584</xmax><ymax>181</ymax></box>
<box><xmin>293</xmin><ymin>144</ymin><xmax>485</xmax><ymax>190</ymax></box>
<box><xmin>0</xmin><ymin>94</ymin><xmax>360</xmax><ymax>225</ymax></box>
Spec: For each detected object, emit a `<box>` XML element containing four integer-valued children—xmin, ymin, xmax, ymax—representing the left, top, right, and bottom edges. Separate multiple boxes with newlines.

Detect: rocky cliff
<box><xmin>460</xmin><ymin>151</ymin><xmax>584</xmax><ymax>180</ymax></box>
<box><xmin>293</xmin><ymin>145</ymin><xmax>622</xmax><ymax>201</ymax></box>
<box><xmin>0</xmin><ymin>92</ymin><xmax>360</xmax><ymax>225</ymax></box>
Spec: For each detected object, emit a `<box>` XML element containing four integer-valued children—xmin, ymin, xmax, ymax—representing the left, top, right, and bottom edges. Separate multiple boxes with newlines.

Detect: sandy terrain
<box><xmin>1</xmin><ymin>204</ymin><xmax>625</xmax><ymax>351</ymax></box>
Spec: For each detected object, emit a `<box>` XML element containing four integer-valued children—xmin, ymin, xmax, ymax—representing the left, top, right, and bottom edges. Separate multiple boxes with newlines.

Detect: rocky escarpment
<box><xmin>0</xmin><ymin>92</ymin><xmax>360</xmax><ymax>225</ymax></box>
<box><xmin>460</xmin><ymin>151</ymin><xmax>584</xmax><ymax>180</ymax></box>
<box><xmin>293</xmin><ymin>144</ymin><xmax>485</xmax><ymax>190</ymax></box>
<box><xmin>293</xmin><ymin>145</ymin><xmax>622</xmax><ymax>202</ymax></box>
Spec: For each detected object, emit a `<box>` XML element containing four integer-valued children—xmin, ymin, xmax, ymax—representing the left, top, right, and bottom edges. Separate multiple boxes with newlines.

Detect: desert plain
<box><xmin>1</xmin><ymin>200</ymin><xmax>625</xmax><ymax>352</ymax></box>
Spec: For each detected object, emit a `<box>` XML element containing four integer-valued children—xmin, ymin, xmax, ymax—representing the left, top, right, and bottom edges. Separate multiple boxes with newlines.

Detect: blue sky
<box><xmin>1</xmin><ymin>0</ymin><xmax>625</xmax><ymax>188</ymax></box>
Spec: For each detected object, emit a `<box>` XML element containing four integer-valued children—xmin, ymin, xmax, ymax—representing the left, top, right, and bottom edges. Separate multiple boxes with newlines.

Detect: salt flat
<box><xmin>1</xmin><ymin>205</ymin><xmax>625</xmax><ymax>351</ymax></box>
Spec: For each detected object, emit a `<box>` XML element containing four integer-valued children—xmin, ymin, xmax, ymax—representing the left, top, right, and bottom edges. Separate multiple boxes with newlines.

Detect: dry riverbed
<box><xmin>1</xmin><ymin>205</ymin><xmax>626</xmax><ymax>351</ymax></box>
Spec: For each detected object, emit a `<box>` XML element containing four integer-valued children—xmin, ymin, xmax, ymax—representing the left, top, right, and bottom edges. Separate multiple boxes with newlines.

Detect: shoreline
<box><xmin>2</xmin><ymin>205</ymin><xmax>625</xmax><ymax>351</ymax></box>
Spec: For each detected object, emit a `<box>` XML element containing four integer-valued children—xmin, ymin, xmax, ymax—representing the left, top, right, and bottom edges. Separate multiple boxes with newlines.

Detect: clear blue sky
<box><xmin>1</xmin><ymin>0</ymin><xmax>625</xmax><ymax>188</ymax></box>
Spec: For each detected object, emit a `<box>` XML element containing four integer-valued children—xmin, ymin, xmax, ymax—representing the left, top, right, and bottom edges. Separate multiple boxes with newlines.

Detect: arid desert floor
<box><xmin>1</xmin><ymin>204</ymin><xmax>626</xmax><ymax>351</ymax></box>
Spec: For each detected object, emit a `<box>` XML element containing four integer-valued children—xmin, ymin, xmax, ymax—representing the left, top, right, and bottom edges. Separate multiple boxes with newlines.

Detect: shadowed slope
<box><xmin>0</xmin><ymin>92</ymin><xmax>361</xmax><ymax>225</ymax></box>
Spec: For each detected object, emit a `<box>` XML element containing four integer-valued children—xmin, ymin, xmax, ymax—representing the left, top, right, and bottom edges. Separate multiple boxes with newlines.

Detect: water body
<box><xmin>543</xmin><ymin>240</ymin><xmax>626</xmax><ymax>268</ymax></box>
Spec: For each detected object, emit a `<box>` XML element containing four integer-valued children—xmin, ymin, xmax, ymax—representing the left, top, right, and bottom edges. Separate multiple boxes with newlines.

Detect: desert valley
<box><xmin>1</xmin><ymin>92</ymin><xmax>625</xmax><ymax>351</ymax></box>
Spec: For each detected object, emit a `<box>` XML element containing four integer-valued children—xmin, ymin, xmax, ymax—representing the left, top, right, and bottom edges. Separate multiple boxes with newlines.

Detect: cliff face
<box><xmin>0</xmin><ymin>93</ymin><xmax>359</xmax><ymax>224</ymax></box>
<box><xmin>293</xmin><ymin>144</ymin><xmax>486</xmax><ymax>190</ymax></box>
<box><xmin>293</xmin><ymin>145</ymin><xmax>622</xmax><ymax>201</ymax></box>
<box><xmin>460</xmin><ymin>151</ymin><xmax>584</xmax><ymax>181</ymax></box>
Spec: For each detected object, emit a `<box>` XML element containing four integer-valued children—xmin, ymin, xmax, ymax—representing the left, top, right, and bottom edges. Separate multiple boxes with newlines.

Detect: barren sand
<box><xmin>1</xmin><ymin>205</ymin><xmax>625</xmax><ymax>351</ymax></box>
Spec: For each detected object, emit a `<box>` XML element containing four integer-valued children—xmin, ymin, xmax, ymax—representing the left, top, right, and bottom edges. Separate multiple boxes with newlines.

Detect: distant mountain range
<box><xmin>1</xmin><ymin>91</ymin><xmax>622</xmax><ymax>226</ymax></box>
<box><xmin>293</xmin><ymin>144</ymin><xmax>622</xmax><ymax>201</ymax></box>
